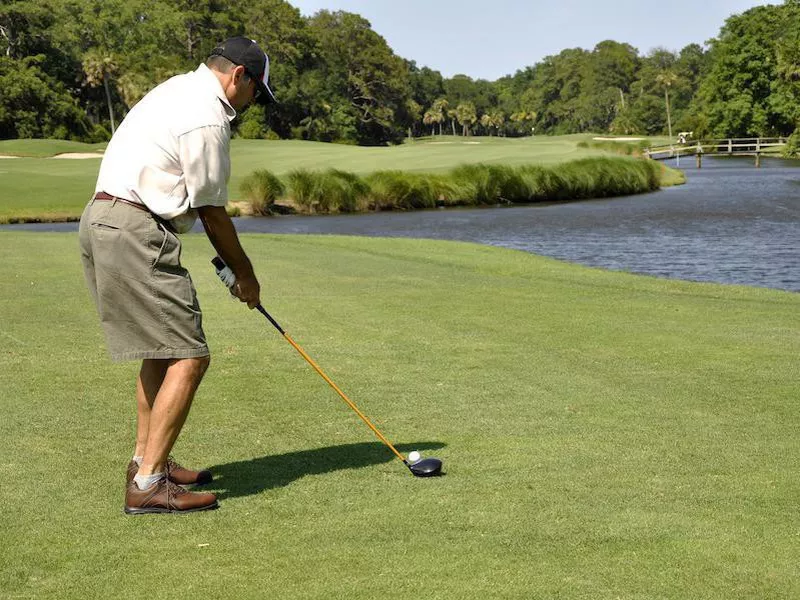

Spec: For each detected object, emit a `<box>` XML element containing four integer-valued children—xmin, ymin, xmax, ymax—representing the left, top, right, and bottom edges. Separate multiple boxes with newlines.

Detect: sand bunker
<box><xmin>592</xmin><ymin>136</ymin><xmax>645</xmax><ymax>141</ymax></box>
<box><xmin>51</xmin><ymin>152</ymin><xmax>104</xmax><ymax>159</ymax></box>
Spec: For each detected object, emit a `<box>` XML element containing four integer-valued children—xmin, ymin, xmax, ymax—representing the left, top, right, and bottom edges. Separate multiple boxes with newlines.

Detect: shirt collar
<box><xmin>196</xmin><ymin>63</ymin><xmax>237</xmax><ymax>122</ymax></box>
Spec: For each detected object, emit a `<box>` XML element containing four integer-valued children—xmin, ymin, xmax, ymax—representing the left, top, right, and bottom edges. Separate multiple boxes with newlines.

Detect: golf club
<box><xmin>211</xmin><ymin>257</ymin><xmax>443</xmax><ymax>477</ymax></box>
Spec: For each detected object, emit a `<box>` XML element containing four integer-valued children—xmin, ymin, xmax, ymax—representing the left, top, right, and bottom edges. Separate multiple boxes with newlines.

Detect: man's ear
<box><xmin>231</xmin><ymin>64</ymin><xmax>246</xmax><ymax>85</ymax></box>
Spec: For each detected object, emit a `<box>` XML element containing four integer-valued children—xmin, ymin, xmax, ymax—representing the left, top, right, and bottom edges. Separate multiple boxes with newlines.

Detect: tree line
<box><xmin>2</xmin><ymin>0</ymin><xmax>800</xmax><ymax>146</ymax></box>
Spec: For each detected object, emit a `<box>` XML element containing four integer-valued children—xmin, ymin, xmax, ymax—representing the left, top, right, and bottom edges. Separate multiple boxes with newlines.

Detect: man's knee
<box><xmin>192</xmin><ymin>355</ymin><xmax>211</xmax><ymax>377</ymax></box>
<box><xmin>169</xmin><ymin>355</ymin><xmax>210</xmax><ymax>380</ymax></box>
<box><xmin>197</xmin><ymin>354</ymin><xmax>211</xmax><ymax>375</ymax></box>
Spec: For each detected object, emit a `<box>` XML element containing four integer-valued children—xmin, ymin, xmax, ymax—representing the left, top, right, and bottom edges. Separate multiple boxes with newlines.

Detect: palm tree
<box><xmin>491</xmin><ymin>111</ymin><xmax>506</xmax><ymax>136</ymax></box>
<box><xmin>655</xmin><ymin>70</ymin><xmax>678</xmax><ymax>140</ymax></box>
<box><xmin>455</xmin><ymin>103</ymin><xmax>477</xmax><ymax>136</ymax></box>
<box><xmin>480</xmin><ymin>113</ymin><xmax>492</xmax><ymax>135</ymax></box>
<box><xmin>423</xmin><ymin>110</ymin><xmax>437</xmax><ymax>136</ymax></box>
<box><xmin>431</xmin><ymin>98</ymin><xmax>448</xmax><ymax>136</ymax></box>
<box><xmin>447</xmin><ymin>108</ymin><xmax>458</xmax><ymax>136</ymax></box>
<box><xmin>83</xmin><ymin>50</ymin><xmax>118</xmax><ymax>134</ymax></box>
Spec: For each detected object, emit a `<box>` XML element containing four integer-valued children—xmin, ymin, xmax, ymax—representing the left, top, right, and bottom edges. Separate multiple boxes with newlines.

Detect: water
<box><xmin>5</xmin><ymin>157</ymin><xmax>798</xmax><ymax>292</ymax></box>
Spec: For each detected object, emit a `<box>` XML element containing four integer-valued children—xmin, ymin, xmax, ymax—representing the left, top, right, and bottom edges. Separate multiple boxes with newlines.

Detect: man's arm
<box><xmin>197</xmin><ymin>205</ymin><xmax>260</xmax><ymax>308</ymax></box>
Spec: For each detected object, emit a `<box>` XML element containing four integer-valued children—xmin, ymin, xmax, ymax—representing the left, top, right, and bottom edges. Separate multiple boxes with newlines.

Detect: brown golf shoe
<box><xmin>126</xmin><ymin>456</ymin><xmax>213</xmax><ymax>486</ymax></box>
<box><xmin>124</xmin><ymin>477</ymin><xmax>218</xmax><ymax>515</ymax></box>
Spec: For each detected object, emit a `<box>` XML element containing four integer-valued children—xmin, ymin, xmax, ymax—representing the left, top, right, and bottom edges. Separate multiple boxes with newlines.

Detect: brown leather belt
<box><xmin>93</xmin><ymin>191</ymin><xmax>148</xmax><ymax>212</ymax></box>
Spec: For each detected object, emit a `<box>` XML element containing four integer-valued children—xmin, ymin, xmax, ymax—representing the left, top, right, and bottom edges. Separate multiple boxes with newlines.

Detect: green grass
<box><xmin>0</xmin><ymin>135</ymin><xmax>679</xmax><ymax>223</ymax></box>
<box><xmin>274</xmin><ymin>158</ymin><xmax>661</xmax><ymax>214</ymax></box>
<box><xmin>0</xmin><ymin>138</ymin><xmax>107</xmax><ymax>158</ymax></box>
<box><xmin>1</xmin><ymin>232</ymin><xmax>798</xmax><ymax>599</ymax></box>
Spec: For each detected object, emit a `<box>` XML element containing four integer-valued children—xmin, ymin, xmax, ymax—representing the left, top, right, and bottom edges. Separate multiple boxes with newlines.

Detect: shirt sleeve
<box><xmin>178</xmin><ymin>125</ymin><xmax>230</xmax><ymax>208</ymax></box>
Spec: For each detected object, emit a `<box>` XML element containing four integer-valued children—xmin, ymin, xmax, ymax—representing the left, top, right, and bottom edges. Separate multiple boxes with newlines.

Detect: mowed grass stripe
<box><xmin>1</xmin><ymin>232</ymin><xmax>797</xmax><ymax>599</ymax></box>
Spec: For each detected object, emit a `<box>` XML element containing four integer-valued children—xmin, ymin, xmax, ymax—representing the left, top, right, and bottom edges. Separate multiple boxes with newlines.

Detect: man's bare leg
<box><xmin>136</xmin><ymin>356</ymin><xmax>210</xmax><ymax>477</ymax></box>
<box><xmin>135</xmin><ymin>359</ymin><xmax>170</xmax><ymax>457</ymax></box>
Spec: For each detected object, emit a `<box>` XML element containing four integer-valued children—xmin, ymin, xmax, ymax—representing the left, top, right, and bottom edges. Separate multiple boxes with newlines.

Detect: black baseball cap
<box><xmin>210</xmin><ymin>36</ymin><xmax>276</xmax><ymax>104</ymax></box>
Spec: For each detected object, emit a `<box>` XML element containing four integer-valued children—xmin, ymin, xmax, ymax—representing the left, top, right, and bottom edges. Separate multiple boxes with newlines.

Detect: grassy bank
<box><xmin>0</xmin><ymin>135</ymin><xmax>682</xmax><ymax>223</ymax></box>
<box><xmin>1</xmin><ymin>233</ymin><xmax>798</xmax><ymax>599</ymax></box>
<box><xmin>240</xmin><ymin>157</ymin><xmax>664</xmax><ymax>215</ymax></box>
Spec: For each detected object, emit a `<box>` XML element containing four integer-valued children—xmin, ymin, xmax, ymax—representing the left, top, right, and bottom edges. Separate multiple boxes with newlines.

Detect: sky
<box><xmin>288</xmin><ymin>0</ymin><xmax>779</xmax><ymax>80</ymax></box>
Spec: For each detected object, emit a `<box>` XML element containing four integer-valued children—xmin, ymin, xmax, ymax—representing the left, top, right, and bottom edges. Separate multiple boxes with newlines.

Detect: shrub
<box><xmin>321</xmin><ymin>169</ymin><xmax>370</xmax><ymax>213</ymax></box>
<box><xmin>782</xmin><ymin>130</ymin><xmax>800</xmax><ymax>158</ymax></box>
<box><xmin>366</xmin><ymin>171</ymin><xmax>439</xmax><ymax>210</ymax></box>
<box><xmin>287</xmin><ymin>169</ymin><xmax>317</xmax><ymax>210</ymax></box>
<box><xmin>284</xmin><ymin>157</ymin><xmax>664</xmax><ymax>214</ymax></box>
<box><xmin>287</xmin><ymin>169</ymin><xmax>369</xmax><ymax>213</ymax></box>
<box><xmin>239</xmin><ymin>169</ymin><xmax>286</xmax><ymax>215</ymax></box>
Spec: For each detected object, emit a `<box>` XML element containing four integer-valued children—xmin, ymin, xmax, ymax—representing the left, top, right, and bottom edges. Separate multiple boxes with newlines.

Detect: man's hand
<box><xmin>198</xmin><ymin>205</ymin><xmax>261</xmax><ymax>309</ymax></box>
<box><xmin>232</xmin><ymin>272</ymin><xmax>260</xmax><ymax>309</ymax></box>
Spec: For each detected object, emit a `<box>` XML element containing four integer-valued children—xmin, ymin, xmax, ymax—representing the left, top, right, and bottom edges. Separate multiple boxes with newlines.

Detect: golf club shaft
<box><xmin>255</xmin><ymin>304</ymin><xmax>408</xmax><ymax>464</ymax></box>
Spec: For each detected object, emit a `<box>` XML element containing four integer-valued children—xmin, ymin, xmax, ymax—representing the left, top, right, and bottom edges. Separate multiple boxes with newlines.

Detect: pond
<box><xmin>5</xmin><ymin>156</ymin><xmax>798</xmax><ymax>292</ymax></box>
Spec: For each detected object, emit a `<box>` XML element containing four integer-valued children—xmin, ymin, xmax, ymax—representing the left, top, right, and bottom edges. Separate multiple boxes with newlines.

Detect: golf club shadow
<box><xmin>206</xmin><ymin>441</ymin><xmax>446</xmax><ymax>500</ymax></box>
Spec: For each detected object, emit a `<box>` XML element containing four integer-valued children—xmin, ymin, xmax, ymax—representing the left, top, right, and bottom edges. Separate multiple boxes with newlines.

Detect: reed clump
<box><xmin>239</xmin><ymin>169</ymin><xmax>286</xmax><ymax>215</ymax></box>
<box><xmin>287</xmin><ymin>169</ymin><xmax>369</xmax><ymax>213</ymax></box>
<box><xmin>577</xmin><ymin>139</ymin><xmax>648</xmax><ymax>156</ymax></box>
<box><xmin>245</xmin><ymin>157</ymin><xmax>663</xmax><ymax>215</ymax></box>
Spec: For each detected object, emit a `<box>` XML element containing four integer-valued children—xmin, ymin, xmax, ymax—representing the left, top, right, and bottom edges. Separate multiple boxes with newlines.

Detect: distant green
<box><xmin>0</xmin><ymin>135</ymin><xmax>682</xmax><ymax>223</ymax></box>
<box><xmin>1</xmin><ymin>233</ymin><xmax>798</xmax><ymax>599</ymax></box>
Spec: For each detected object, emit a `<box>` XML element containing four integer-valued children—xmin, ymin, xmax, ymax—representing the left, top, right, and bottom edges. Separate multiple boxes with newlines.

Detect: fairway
<box><xmin>1</xmin><ymin>232</ymin><xmax>797</xmax><ymax>599</ymax></box>
<box><xmin>0</xmin><ymin>135</ymin><xmax>655</xmax><ymax>223</ymax></box>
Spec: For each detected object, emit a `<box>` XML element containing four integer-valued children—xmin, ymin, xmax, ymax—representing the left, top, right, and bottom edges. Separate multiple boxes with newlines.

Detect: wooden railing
<box><xmin>644</xmin><ymin>138</ymin><xmax>788</xmax><ymax>167</ymax></box>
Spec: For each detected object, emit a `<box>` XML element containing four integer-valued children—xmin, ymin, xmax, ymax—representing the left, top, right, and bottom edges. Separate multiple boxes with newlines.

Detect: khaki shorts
<box><xmin>78</xmin><ymin>198</ymin><xmax>209</xmax><ymax>362</ymax></box>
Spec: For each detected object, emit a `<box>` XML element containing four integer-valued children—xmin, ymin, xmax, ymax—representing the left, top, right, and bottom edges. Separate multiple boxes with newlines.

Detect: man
<box><xmin>79</xmin><ymin>37</ymin><xmax>275</xmax><ymax>514</ymax></box>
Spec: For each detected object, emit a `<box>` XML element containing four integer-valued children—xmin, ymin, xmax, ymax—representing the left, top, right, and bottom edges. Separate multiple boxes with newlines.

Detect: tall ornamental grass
<box><xmin>239</xmin><ymin>169</ymin><xmax>286</xmax><ymax>215</ymax></box>
<box><xmin>246</xmin><ymin>157</ymin><xmax>663</xmax><ymax>215</ymax></box>
<box><xmin>287</xmin><ymin>169</ymin><xmax>369</xmax><ymax>212</ymax></box>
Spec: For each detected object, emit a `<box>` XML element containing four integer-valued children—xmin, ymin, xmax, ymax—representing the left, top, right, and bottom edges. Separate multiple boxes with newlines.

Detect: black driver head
<box><xmin>407</xmin><ymin>457</ymin><xmax>443</xmax><ymax>477</ymax></box>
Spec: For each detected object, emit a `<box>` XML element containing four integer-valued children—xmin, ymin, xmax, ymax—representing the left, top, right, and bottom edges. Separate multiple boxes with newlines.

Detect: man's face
<box><xmin>229</xmin><ymin>65</ymin><xmax>259</xmax><ymax>111</ymax></box>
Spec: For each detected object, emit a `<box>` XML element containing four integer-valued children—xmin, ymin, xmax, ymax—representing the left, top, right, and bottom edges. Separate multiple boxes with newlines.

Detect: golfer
<box><xmin>79</xmin><ymin>37</ymin><xmax>275</xmax><ymax>514</ymax></box>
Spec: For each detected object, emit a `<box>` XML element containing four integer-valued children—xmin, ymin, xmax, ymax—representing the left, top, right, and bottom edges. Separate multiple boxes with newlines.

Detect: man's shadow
<box><xmin>206</xmin><ymin>441</ymin><xmax>446</xmax><ymax>499</ymax></box>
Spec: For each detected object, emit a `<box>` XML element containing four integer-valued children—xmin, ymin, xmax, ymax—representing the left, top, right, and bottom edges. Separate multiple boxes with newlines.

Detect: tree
<box><xmin>692</xmin><ymin>2</ymin><xmax>800</xmax><ymax>136</ymax></box>
<box><xmin>307</xmin><ymin>10</ymin><xmax>412</xmax><ymax>145</ymax></box>
<box><xmin>655</xmin><ymin>70</ymin><xmax>678</xmax><ymax>139</ymax></box>
<box><xmin>82</xmin><ymin>49</ymin><xmax>118</xmax><ymax>133</ymax></box>
<box><xmin>0</xmin><ymin>55</ymin><xmax>89</xmax><ymax>138</ymax></box>
<box><xmin>479</xmin><ymin>113</ymin><xmax>492</xmax><ymax>135</ymax></box>
<box><xmin>455</xmin><ymin>102</ymin><xmax>477</xmax><ymax>136</ymax></box>
<box><xmin>422</xmin><ymin>109</ymin><xmax>437</xmax><ymax>136</ymax></box>
<box><xmin>430</xmin><ymin>97</ymin><xmax>448</xmax><ymax>135</ymax></box>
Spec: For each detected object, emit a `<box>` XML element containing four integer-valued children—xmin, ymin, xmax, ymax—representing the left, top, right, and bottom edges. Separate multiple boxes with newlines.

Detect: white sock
<box><xmin>134</xmin><ymin>472</ymin><xmax>165</xmax><ymax>490</ymax></box>
<box><xmin>133</xmin><ymin>455</ymin><xmax>143</xmax><ymax>466</ymax></box>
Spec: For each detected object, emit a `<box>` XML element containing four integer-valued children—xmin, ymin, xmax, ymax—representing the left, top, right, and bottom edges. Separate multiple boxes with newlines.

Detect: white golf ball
<box><xmin>408</xmin><ymin>451</ymin><xmax>421</xmax><ymax>463</ymax></box>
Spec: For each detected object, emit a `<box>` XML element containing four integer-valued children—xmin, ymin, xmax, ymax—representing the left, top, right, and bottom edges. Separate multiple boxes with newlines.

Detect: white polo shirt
<box><xmin>95</xmin><ymin>64</ymin><xmax>237</xmax><ymax>233</ymax></box>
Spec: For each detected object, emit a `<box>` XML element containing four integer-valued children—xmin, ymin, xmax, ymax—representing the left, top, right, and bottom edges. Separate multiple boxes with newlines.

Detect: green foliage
<box><xmin>236</xmin><ymin>106</ymin><xmax>268</xmax><ymax>140</ymax></box>
<box><xmin>286</xmin><ymin>169</ymin><xmax>317</xmax><ymax>210</ymax></box>
<box><xmin>692</xmin><ymin>2</ymin><xmax>800</xmax><ymax>136</ymax></box>
<box><xmin>365</xmin><ymin>171</ymin><xmax>440</xmax><ymax>210</ymax></box>
<box><xmin>781</xmin><ymin>129</ymin><xmax>800</xmax><ymax>158</ymax></box>
<box><xmin>4</xmin><ymin>0</ymin><xmax>800</xmax><ymax>144</ymax></box>
<box><xmin>254</xmin><ymin>156</ymin><xmax>661</xmax><ymax>216</ymax></box>
<box><xmin>0</xmin><ymin>55</ymin><xmax>90</xmax><ymax>139</ymax></box>
<box><xmin>307</xmin><ymin>10</ymin><xmax>412</xmax><ymax>145</ymax></box>
<box><xmin>286</xmin><ymin>168</ymin><xmax>369</xmax><ymax>212</ymax></box>
<box><xmin>577</xmin><ymin>139</ymin><xmax>647</xmax><ymax>156</ymax></box>
<box><xmin>239</xmin><ymin>169</ymin><xmax>286</xmax><ymax>215</ymax></box>
<box><xmin>448</xmin><ymin>158</ymin><xmax>659</xmax><ymax>205</ymax></box>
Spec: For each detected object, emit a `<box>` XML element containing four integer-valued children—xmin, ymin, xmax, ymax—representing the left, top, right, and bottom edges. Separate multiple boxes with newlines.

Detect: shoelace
<box><xmin>165</xmin><ymin>455</ymin><xmax>182</xmax><ymax>473</ymax></box>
